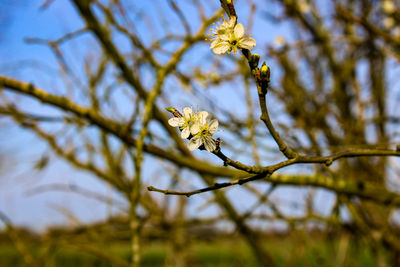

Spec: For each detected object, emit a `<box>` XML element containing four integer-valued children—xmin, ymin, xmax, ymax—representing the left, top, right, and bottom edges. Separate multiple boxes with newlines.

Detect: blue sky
<box><xmin>0</xmin><ymin>0</ymin><xmax>127</xmax><ymax>231</ymax></box>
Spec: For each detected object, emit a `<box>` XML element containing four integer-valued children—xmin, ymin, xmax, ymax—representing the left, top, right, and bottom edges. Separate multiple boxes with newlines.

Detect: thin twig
<box><xmin>148</xmin><ymin>172</ymin><xmax>400</xmax><ymax>207</ymax></box>
<box><xmin>148</xmin><ymin>173</ymin><xmax>267</xmax><ymax>197</ymax></box>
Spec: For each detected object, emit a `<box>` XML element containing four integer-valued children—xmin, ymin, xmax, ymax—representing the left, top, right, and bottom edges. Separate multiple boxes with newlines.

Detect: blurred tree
<box><xmin>1</xmin><ymin>0</ymin><xmax>400</xmax><ymax>266</ymax></box>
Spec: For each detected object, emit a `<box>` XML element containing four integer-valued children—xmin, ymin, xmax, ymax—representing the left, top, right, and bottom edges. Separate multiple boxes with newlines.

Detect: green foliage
<box><xmin>0</xmin><ymin>235</ymin><xmax>388</xmax><ymax>267</ymax></box>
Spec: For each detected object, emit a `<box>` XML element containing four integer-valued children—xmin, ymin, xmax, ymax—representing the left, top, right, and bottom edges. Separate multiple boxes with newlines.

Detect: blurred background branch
<box><xmin>1</xmin><ymin>0</ymin><xmax>400</xmax><ymax>266</ymax></box>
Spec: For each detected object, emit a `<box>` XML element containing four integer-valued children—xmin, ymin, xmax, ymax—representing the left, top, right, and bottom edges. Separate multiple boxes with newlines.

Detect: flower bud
<box><xmin>166</xmin><ymin>107</ymin><xmax>182</xmax><ymax>118</ymax></box>
<box><xmin>260</xmin><ymin>62</ymin><xmax>270</xmax><ymax>81</ymax></box>
<box><xmin>249</xmin><ymin>54</ymin><xmax>260</xmax><ymax>69</ymax></box>
<box><xmin>165</xmin><ymin>107</ymin><xmax>177</xmax><ymax>113</ymax></box>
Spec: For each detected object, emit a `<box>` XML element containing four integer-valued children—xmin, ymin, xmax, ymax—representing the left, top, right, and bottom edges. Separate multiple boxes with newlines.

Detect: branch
<box><xmin>148</xmin><ymin>172</ymin><xmax>400</xmax><ymax>207</ymax></box>
<box><xmin>71</xmin><ymin>0</ymin><xmax>193</xmax><ymax>156</ymax></box>
<box><xmin>239</xmin><ymin>25</ymin><xmax>298</xmax><ymax>159</ymax></box>
<box><xmin>25</xmin><ymin>183</ymin><xmax>126</xmax><ymax>209</ymax></box>
<box><xmin>148</xmin><ymin>173</ymin><xmax>266</xmax><ymax>197</ymax></box>
<box><xmin>0</xmin><ymin>105</ymin><xmax>64</xmax><ymax>122</ymax></box>
<box><xmin>0</xmin><ymin>74</ymin><xmax>244</xmax><ymax>178</ymax></box>
<box><xmin>214</xmin><ymin>145</ymin><xmax>400</xmax><ymax>174</ymax></box>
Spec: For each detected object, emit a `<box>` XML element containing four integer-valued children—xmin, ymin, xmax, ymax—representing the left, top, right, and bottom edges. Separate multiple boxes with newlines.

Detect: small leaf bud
<box><xmin>165</xmin><ymin>107</ymin><xmax>181</xmax><ymax>117</ymax></box>
<box><xmin>166</xmin><ymin>107</ymin><xmax>177</xmax><ymax>113</ymax></box>
<box><xmin>260</xmin><ymin>62</ymin><xmax>270</xmax><ymax>81</ymax></box>
<box><xmin>249</xmin><ymin>54</ymin><xmax>260</xmax><ymax>69</ymax></box>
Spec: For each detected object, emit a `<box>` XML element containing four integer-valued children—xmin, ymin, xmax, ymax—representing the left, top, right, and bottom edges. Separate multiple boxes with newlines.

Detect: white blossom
<box><xmin>208</xmin><ymin>17</ymin><xmax>256</xmax><ymax>55</ymax></box>
<box><xmin>168</xmin><ymin>107</ymin><xmax>219</xmax><ymax>152</ymax></box>
<box><xmin>189</xmin><ymin>111</ymin><xmax>209</xmax><ymax>135</ymax></box>
<box><xmin>210</xmin><ymin>16</ymin><xmax>236</xmax><ymax>39</ymax></box>
<box><xmin>188</xmin><ymin>118</ymin><xmax>219</xmax><ymax>152</ymax></box>
<box><xmin>168</xmin><ymin>107</ymin><xmax>198</xmax><ymax>139</ymax></box>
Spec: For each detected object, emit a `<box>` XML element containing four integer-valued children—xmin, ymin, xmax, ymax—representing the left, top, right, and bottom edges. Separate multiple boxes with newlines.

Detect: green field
<box><xmin>0</xmin><ymin>234</ymin><xmax>384</xmax><ymax>266</ymax></box>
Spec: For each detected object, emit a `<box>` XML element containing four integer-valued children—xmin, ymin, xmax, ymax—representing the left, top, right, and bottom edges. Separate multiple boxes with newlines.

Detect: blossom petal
<box><xmin>196</xmin><ymin>111</ymin><xmax>208</xmax><ymax>125</ymax></box>
<box><xmin>209</xmin><ymin>119</ymin><xmax>219</xmax><ymax>133</ymax></box>
<box><xmin>181</xmin><ymin>127</ymin><xmax>190</xmax><ymax>139</ymax></box>
<box><xmin>190</xmin><ymin>122</ymin><xmax>200</xmax><ymax>135</ymax></box>
<box><xmin>234</xmin><ymin>23</ymin><xmax>244</xmax><ymax>39</ymax></box>
<box><xmin>219</xmin><ymin>33</ymin><xmax>231</xmax><ymax>41</ymax></box>
<box><xmin>183</xmin><ymin>107</ymin><xmax>192</xmax><ymax>118</ymax></box>
<box><xmin>238</xmin><ymin>38</ymin><xmax>256</xmax><ymax>50</ymax></box>
<box><xmin>188</xmin><ymin>136</ymin><xmax>203</xmax><ymax>151</ymax></box>
<box><xmin>212</xmin><ymin>42</ymin><xmax>230</xmax><ymax>54</ymax></box>
<box><xmin>203</xmin><ymin>136</ymin><xmax>216</xmax><ymax>152</ymax></box>
<box><xmin>210</xmin><ymin>39</ymin><xmax>220</xmax><ymax>49</ymax></box>
<box><xmin>168</xmin><ymin>117</ymin><xmax>184</xmax><ymax>127</ymax></box>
